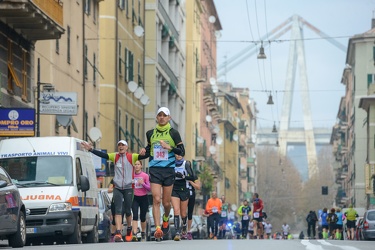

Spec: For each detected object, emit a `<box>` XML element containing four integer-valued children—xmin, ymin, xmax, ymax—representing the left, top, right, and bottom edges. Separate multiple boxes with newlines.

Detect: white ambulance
<box><xmin>0</xmin><ymin>136</ymin><xmax>99</xmax><ymax>245</ymax></box>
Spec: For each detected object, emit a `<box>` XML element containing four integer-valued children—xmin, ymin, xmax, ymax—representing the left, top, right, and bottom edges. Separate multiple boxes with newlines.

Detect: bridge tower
<box><xmin>278</xmin><ymin>15</ymin><xmax>317</xmax><ymax>178</ymax></box>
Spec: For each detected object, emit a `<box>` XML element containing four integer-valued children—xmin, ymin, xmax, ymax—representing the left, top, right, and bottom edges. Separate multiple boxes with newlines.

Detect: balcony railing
<box><xmin>0</xmin><ymin>0</ymin><xmax>64</xmax><ymax>40</ymax></box>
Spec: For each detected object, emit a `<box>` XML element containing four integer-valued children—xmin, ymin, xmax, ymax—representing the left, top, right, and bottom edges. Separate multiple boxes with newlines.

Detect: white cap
<box><xmin>117</xmin><ymin>140</ymin><xmax>128</xmax><ymax>146</ymax></box>
<box><xmin>157</xmin><ymin>107</ymin><xmax>170</xmax><ymax>116</ymax></box>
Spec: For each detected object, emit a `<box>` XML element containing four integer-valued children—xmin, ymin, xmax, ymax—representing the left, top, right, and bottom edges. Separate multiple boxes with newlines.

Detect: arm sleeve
<box><xmin>90</xmin><ymin>149</ymin><xmax>110</xmax><ymax>160</ymax></box>
<box><xmin>185</xmin><ymin>161</ymin><xmax>195</xmax><ymax>181</ymax></box>
<box><xmin>170</xmin><ymin>128</ymin><xmax>185</xmax><ymax>156</ymax></box>
<box><xmin>142</xmin><ymin>173</ymin><xmax>151</xmax><ymax>192</ymax></box>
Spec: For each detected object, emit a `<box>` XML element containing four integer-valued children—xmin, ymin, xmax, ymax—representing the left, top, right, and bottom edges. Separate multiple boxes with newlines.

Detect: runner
<box><xmin>205</xmin><ymin>191</ymin><xmax>222</xmax><ymax>240</ymax></box>
<box><xmin>218</xmin><ymin>195</ymin><xmax>229</xmax><ymax>239</ymax></box>
<box><xmin>263</xmin><ymin>220</ymin><xmax>273</xmax><ymax>239</ymax></box>
<box><xmin>281</xmin><ymin>222</ymin><xmax>290</xmax><ymax>240</ymax></box>
<box><xmin>252</xmin><ymin>193</ymin><xmax>264</xmax><ymax>239</ymax></box>
<box><xmin>344</xmin><ymin>204</ymin><xmax>358</xmax><ymax>240</ymax></box>
<box><xmin>171</xmin><ymin>153</ymin><xmax>195</xmax><ymax>240</ymax></box>
<box><xmin>186</xmin><ymin>166</ymin><xmax>201</xmax><ymax>240</ymax></box>
<box><xmin>81</xmin><ymin>140</ymin><xmax>147</xmax><ymax>242</ymax></box>
<box><xmin>237</xmin><ymin>200</ymin><xmax>251</xmax><ymax>239</ymax></box>
<box><xmin>131</xmin><ymin>160</ymin><xmax>150</xmax><ymax>242</ymax></box>
<box><xmin>139</xmin><ymin>107</ymin><xmax>185</xmax><ymax>241</ymax></box>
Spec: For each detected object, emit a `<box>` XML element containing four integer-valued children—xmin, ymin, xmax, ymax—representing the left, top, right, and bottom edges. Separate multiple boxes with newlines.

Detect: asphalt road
<box><xmin>0</xmin><ymin>239</ymin><xmax>374</xmax><ymax>250</ymax></box>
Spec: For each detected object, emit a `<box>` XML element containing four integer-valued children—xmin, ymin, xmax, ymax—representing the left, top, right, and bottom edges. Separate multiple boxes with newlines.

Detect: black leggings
<box><xmin>187</xmin><ymin>191</ymin><xmax>195</xmax><ymax>220</ymax></box>
<box><xmin>131</xmin><ymin>195</ymin><xmax>149</xmax><ymax>222</ymax></box>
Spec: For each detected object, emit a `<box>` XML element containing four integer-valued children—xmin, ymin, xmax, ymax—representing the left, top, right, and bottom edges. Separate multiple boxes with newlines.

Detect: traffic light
<box><xmin>322</xmin><ymin>186</ymin><xmax>328</xmax><ymax>195</ymax></box>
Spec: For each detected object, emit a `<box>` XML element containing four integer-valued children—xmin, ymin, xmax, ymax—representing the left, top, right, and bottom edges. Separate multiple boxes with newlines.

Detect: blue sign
<box><xmin>0</xmin><ymin>108</ymin><xmax>35</xmax><ymax>137</ymax></box>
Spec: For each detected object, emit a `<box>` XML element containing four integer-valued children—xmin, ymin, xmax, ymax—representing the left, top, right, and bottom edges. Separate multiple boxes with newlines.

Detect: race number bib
<box><xmin>221</xmin><ymin>211</ymin><xmax>227</xmax><ymax>217</ymax></box>
<box><xmin>134</xmin><ymin>177</ymin><xmax>143</xmax><ymax>188</ymax></box>
<box><xmin>212</xmin><ymin>206</ymin><xmax>218</xmax><ymax>213</ymax></box>
<box><xmin>154</xmin><ymin>144</ymin><xmax>168</xmax><ymax>160</ymax></box>
<box><xmin>243</xmin><ymin>215</ymin><xmax>249</xmax><ymax>220</ymax></box>
<box><xmin>253</xmin><ymin>212</ymin><xmax>259</xmax><ymax>218</ymax></box>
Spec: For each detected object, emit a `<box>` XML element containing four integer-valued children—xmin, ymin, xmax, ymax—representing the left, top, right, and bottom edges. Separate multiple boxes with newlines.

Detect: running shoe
<box><xmin>114</xmin><ymin>233</ymin><xmax>124</xmax><ymax>242</ymax></box>
<box><xmin>162</xmin><ymin>220</ymin><xmax>170</xmax><ymax>235</ymax></box>
<box><xmin>209</xmin><ymin>233</ymin><xmax>214</xmax><ymax>239</ymax></box>
<box><xmin>181</xmin><ymin>231</ymin><xmax>187</xmax><ymax>240</ymax></box>
<box><xmin>213</xmin><ymin>236</ymin><xmax>217</xmax><ymax>240</ymax></box>
<box><xmin>141</xmin><ymin>232</ymin><xmax>146</xmax><ymax>242</ymax></box>
<box><xmin>187</xmin><ymin>232</ymin><xmax>193</xmax><ymax>240</ymax></box>
<box><xmin>125</xmin><ymin>227</ymin><xmax>133</xmax><ymax>242</ymax></box>
<box><xmin>154</xmin><ymin>226</ymin><xmax>163</xmax><ymax>239</ymax></box>
<box><xmin>110</xmin><ymin>234</ymin><xmax>114</xmax><ymax>242</ymax></box>
<box><xmin>174</xmin><ymin>233</ymin><xmax>181</xmax><ymax>241</ymax></box>
<box><xmin>131</xmin><ymin>235</ymin><xmax>138</xmax><ymax>242</ymax></box>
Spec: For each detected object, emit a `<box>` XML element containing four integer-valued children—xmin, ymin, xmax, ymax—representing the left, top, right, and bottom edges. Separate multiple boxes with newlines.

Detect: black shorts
<box><xmin>346</xmin><ymin>220</ymin><xmax>356</xmax><ymax>229</ymax></box>
<box><xmin>172</xmin><ymin>187</ymin><xmax>190</xmax><ymax>201</ymax></box>
<box><xmin>253</xmin><ymin>217</ymin><xmax>263</xmax><ymax>222</ymax></box>
<box><xmin>149</xmin><ymin>167</ymin><xmax>175</xmax><ymax>186</ymax></box>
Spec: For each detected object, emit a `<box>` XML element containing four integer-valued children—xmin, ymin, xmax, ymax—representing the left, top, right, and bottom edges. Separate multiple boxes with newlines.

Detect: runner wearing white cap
<box><xmin>139</xmin><ymin>107</ymin><xmax>185</xmax><ymax>241</ymax></box>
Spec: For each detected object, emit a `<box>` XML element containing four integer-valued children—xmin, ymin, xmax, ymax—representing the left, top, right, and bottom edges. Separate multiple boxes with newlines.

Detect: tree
<box><xmin>198</xmin><ymin>163</ymin><xmax>214</xmax><ymax>207</ymax></box>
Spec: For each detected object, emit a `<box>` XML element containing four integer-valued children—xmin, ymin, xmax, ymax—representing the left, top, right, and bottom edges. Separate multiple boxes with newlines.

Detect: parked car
<box><xmin>146</xmin><ymin>205</ymin><xmax>175</xmax><ymax>241</ymax></box>
<box><xmin>190</xmin><ymin>215</ymin><xmax>207</xmax><ymax>239</ymax></box>
<box><xmin>98</xmin><ymin>189</ymin><xmax>112</xmax><ymax>242</ymax></box>
<box><xmin>0</xmin><ymin>166</ymin><xmax>26</xmax><ymax>248</ymax></box>
<box><xmin>362</xmin><ymin>209</ymin><xmax>375</xmax><ymax>240</ymax></box>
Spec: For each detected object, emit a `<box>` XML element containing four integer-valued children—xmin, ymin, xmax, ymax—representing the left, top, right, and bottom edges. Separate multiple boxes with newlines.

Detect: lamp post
<box><xmin>36</xmin><ymin>58</ymin><xmax>54</xmax><ymax>137</ymax></box>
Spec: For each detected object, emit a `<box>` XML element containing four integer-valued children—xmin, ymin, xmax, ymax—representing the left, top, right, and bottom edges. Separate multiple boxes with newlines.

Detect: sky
<box><xmin>214</xmin><ymin>0</ymin><xmax>375</xmax><ymax>132</ymax></box>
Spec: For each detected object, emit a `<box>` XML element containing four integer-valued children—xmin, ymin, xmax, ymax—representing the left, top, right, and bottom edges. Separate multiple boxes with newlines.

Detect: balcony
<box><xmin>0</xmin><ymin>0</ymin><xmax>64</xmax><ymax>41</ymax></box>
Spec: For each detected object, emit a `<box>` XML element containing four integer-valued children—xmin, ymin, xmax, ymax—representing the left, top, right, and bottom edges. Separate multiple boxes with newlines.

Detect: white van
<box><xmin>0</xmin><ymin>136</ymin><xmax>99</xmax><ymax>245</ymax></box>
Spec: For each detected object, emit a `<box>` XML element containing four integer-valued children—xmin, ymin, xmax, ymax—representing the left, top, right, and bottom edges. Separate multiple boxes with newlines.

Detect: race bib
<box><xmin>134</xmin><ymin>177</ymin><xmax>143</xmax><ymax>188</ymax></box>
<box><xmin>253</xmin><ymin>212</ymin><xmax>259</xmax><ymax>218</ymax></box>
<box><xmin>154</xmin><ymin>144</ymin><xmax>168</xmax><ymax>160</ymax></box>
<box><xmin>212</xmin><ymin>206</ymin><xmax>218</xmax><ymax>213</ymax></box>
<box><xmin>243</xmin><ymin>215</ymin><xmax>249</xmax><ymax>220</ymax></box>
<box><xmin>221</xmin><ymin>211</ymin><xmax>227</xmax><ymax>217</ymax></box>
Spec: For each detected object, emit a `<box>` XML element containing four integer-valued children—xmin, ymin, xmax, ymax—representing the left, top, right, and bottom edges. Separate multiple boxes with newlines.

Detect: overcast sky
<box><xmin>214</xmin><ymin>0</ymin><xmax>375</xmax><ymax>131</ymax></box>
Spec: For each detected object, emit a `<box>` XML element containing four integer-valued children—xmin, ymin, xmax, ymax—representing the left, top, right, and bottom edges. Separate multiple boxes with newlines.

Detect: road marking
<box><xmin>317</xmin><ymin>240</ymin><xmax>361</xmax><ymax>250</ymax></box>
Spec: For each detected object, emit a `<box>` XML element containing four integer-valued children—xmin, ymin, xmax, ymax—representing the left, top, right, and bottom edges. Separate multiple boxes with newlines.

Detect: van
<box><xmin>0</xmin><ymin>136</ymin><xmax>99</xmax><ymax>245</ymax></box>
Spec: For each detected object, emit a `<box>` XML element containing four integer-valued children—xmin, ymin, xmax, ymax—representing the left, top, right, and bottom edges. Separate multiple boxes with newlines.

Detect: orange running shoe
<box><xmin>154</xmin><ymin>226</ymin><xmax>163</xmax><ymax>239</ymax></box>
<box><xmin>114</xmin><ymin>233</ymin><xmax>123</xmax><ymax>242</ymax></box>
<box><xmin>162</xmin><ymin>220</ymin><xmax>170</xmax><ymax>235</ymax></box>
<box><xmin>125</xmin><ymin>227</ymin><xmax>133</xmax><ymax>242</ymax></box>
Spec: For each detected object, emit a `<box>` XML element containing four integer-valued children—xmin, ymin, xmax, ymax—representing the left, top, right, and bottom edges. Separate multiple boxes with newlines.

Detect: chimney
<box><xmin>372</xmin><ymin>18</ymin><xmax>375</xmax><ymax>29</ymax></box>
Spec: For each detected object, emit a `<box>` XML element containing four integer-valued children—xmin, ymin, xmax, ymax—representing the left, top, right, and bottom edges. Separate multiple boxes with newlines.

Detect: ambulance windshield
<box><xmin>0</xmin><ymin>156</ymin><xmax>73</xmax><ymax>186</ymax></box>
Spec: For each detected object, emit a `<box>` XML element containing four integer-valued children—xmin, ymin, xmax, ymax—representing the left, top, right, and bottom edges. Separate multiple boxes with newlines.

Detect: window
<box><xmin>128</xmin><ymin>51</ymin><xmax>134</xmax><ymax>81</ymax></box>
<box><xmin>93</xmin><ymin>53</ymin><xmax>96</xmax><ymax>86</ymax></box>
<box><xmin>85</xmin><ymin>0</ymin><xmax>91</xmax><ymax>15</ymax></box>
<box><xmin>119</xmin><ymin>0</ymin><xmax>125</xmax><ymax>10</ymax></box>
<box><xmin>119</xmin><ymin>42</ymin><xmax>122</xmax><ymax>75</ymax></box>
<box><xmin>0</xmin><ymin>167</ymin><xmax>11</xmax><ymax>184</ymax></box>
<box><xmin>84</xmin><ymin>44</ymin><xmax>88</xmax><ymax>79</ymax></box>
<box><xmin>367</xmin><ymin>74</ymin><xmax>375</xmax><ymax>87</ymax></box>
<box><xmin>130</xmin><ymin>118</ymin><xmax>135</xmax><ymax>150</ymax></box>
<box><xmin>67</xmin><ymin>26</ymin><xmax>71</xmax><ymax>64</ymax></box>
<box><xmin>56</xmin><ymin>39</ymin><xmax>59</xmax><ymax>54</ymax></box>
<box><xmin>125</xmin><ymin>48</ymin><xmax>128</xmax><ymax>81</ymax></box>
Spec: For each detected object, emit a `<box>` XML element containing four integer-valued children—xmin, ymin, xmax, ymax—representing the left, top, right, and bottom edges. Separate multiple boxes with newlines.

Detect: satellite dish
<box><xmin>134</xmin><ymin>25</ymin><xmax>144</xmax><ymax>37</ymax></box>
<box><xmin>128</xmin><ymin>81</ymin><xmax>138</xmax><ymax>93</ymax></box>
<box><xmin>56</xmin><ymin>115</ymin><xmax>72</xmax><ymax>127</ymax></box>
<box><xmin>197</xmin><ymin>136</ymin><xmax>204</xmax><ymax>144</ymax></box>
<box><xmin>215</xmin><ymin>30</ymin><xmax>222</xmax><ymax>39</ymax></box>
<box><xmin>140</xmin><ymin>94</ymin><xmax>150</xmax><ymax>105</ymax></box>
<box><xmin>216</xmin><ymin>136</ymin><xmax>223</xmax><ymax>145</ymax></box>
<box><xmin>217</xmin><ymin>99</ymin><xmax>222</xmax><ymax>106</ymax></box>
<box><xmin>205</xmin><ymin>115</ymin><xmax>212</xmax><ymax>122</ymax></box>
<box><xmin>134</xmin><ymin>87</ymin><xmax>144</xmax><ymax>99</ymax></box>
<box><xmin>89</xmin><ymin>127</ymin><xmax>102</xmax><ymax>142</ymax></box>
<box><xmin>236</xmin><ymin>117</ymin><xmax>241</xmax><ymax>123</ymax></box>
<box><xmin>233</xmin><ymin>134</ymin><xmax>239</xmax><ymax>141</ymax></box>
<box><xmin>212</xmin><ymin>85</ymin><xmax>218</xmax><ymax>93</ymax></box>
<box><xmin>209</xmin><ymin>77</ymin><xmax>216</xmax><ymax>85</ymax></box>
<box><xmin>231</xmin><ymin>204</ymin><xmax>237</xmax><ymax>211</ymax></box>
<box><xmin>208</xmin><ymin>15</ymin><xmax>216</xmax><ymax>24</ymax></box>
<box><xmin>213</xmin><ymin>126</ymin><xmax>220</xmax><ymax>133</ymax></box>
<box><xmin>209</xmin><ymin>145</ymin><xmax>216</xmax><ymax>154</ymax></box>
